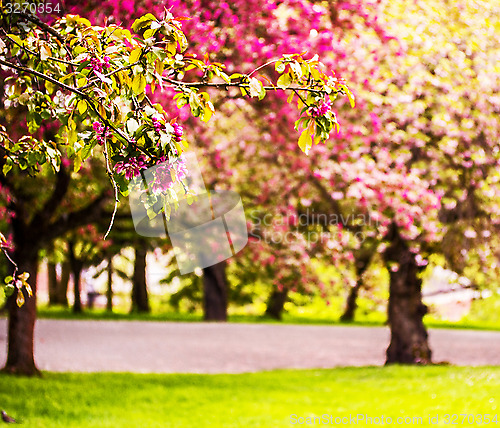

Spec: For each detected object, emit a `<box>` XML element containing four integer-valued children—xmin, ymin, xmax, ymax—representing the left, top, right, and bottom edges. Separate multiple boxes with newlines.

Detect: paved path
<box><xmin>1</xmin><ymin>320</ymin><xmax>499</xmax><ymax>373</ymax></box>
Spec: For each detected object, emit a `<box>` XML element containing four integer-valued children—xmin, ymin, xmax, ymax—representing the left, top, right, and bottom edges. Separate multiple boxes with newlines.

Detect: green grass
<box><xmin>4</xmin><ymin>290</ymin><xmax>499</xmax><ymax>331</ymax></box>
<box><xmin>33</xmin><ymin>305</ymin><xmax>389</xmax><ymax>326</ymax></box>
<box><xmin>31</xmin><ymin>300</ymin><xmax>500</xmax><ymax>331</ymax></box>
<box><xmin>0</xmin><ymin>367</ymin><xmax>498</xmax><ymax>427</ymax></box>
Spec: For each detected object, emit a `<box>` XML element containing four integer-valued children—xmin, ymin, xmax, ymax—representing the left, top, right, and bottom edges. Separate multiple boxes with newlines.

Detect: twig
<box><xmin>163</xmin><ymin>76</ymin><xmax>330</xmax><ymax>93</ymax></box>
<box><xmin>81</xmin><ymin>62</ymin><xmax>139</xmax><ymax>90</ymax></box>
<box><xmin>247</xmin><ymin>59</ymin><xmax>279</xmax><ymax>77</ymax></box>
<box><xmin>2</xmin><ymin>248</ymin><xmax>18</xmax><ymax>278</ymax></box>
<box><xmin>0</xmin><ymin>58</ymin><xmax>86</xmax><ymax>97</ymax></box>
<box><xmin>102</xmin><ymin>134</ymin><xmax>119</xmax><ymax>240</ymax></box>
<box><xmin>14</xmin><ymin>11</ymin><xmax>66</xmax><ymax>44</ymax></box>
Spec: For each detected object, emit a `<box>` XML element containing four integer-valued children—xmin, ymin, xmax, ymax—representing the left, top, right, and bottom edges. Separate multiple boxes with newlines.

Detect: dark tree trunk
<box><xmin>48</xmin><ymin>261</ymin><xmax>70</xmax><ymax>306</ymax></box>
<box><xmin>340</xmin><ymin>282</ymin><xmax>361</xmax><ymax>322</ymax></box>
<box><xmin>202</xmin><ymin>261</ymin><xmax>228</xmax><ymax>321</ymax></box>
<box><xmin>68</xmin><ymin>242</ymin><xmax>83</xmax><ymax>314</ymax></box>
<box><xmin>340</xmin><ymin>249</ymin><xmax>373</xmax><ymax>322</ymax></box>
<box><xmin>265</xmin><ymin>288</ymin><xmax>288</xmax><ymax>320</ymax></box>
<box><xmin>56</xmin><ymin>261</ymin><xmax>70</xmax><ymax>307</ymax></box>
<box><xmin>47</xmin><ymin>262</ymin><xmax>58</xmax><ymax>306</ymax></box>
<box><xmin>106</xmin><ymin>256</ymin><xmax>113</xmax><ymax>312</ymax></box>
<box><xmin>3</xmin><ymin>248</ymin><xmax>40</xmax><ymax>376</ymax></box>
<box><xmin>131</xmin><ymin>247</ymin><xmax>149</xmax><ymax>313</ymax></box>
<box><xmin>383</xmin><ymin>223</ymin><xmax>432</xmax><ymax>365</ymax></box>
<box><xmin>72</xmin><ymin>264</ymin><xmax>83</xmax><ymax>314</ymax></box>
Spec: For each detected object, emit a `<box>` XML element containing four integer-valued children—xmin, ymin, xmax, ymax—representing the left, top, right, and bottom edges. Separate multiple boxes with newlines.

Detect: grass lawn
<box><xmin>33</xmin><ymin>302</ymin><xmax>500</xmax><ymax>331</ymax></box>
<box><xmin>0</xmin><ymin>366</ymin><xmax>498</xmax><ymax>427</ymax></box>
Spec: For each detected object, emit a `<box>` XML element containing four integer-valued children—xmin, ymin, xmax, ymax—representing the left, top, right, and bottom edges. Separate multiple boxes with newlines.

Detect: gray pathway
<box><xmin>0</xmin><ymin>319</ymin><xmax>499</xmax><ymax>373</ymax></box>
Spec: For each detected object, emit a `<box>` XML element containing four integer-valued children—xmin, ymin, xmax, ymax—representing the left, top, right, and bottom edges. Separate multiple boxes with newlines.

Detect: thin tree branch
<box><xmin>103</xmin><ymin>136</ymin><xmax>119</xmax><ymax>239</ymax></box>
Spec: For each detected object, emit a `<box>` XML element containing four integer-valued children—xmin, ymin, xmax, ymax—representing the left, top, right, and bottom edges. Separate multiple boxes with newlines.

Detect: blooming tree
<box><xmin>0</xmin><ymin>4</ymin><xmax>352</xmax><ymax>374</ymax></box>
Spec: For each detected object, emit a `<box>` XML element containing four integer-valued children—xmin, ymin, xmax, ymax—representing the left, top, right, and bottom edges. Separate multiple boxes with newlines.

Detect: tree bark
<box><xmin>56</xmin><ymin>261</ymin><xmax>70</xmax><ymax>307</ymax></box>
<box><xmin>47</xmin><ymin>262</ymin><xmax>58</xmax><ymax>306</ymax></box>
<box><xmin>265</xmin><ymin>288</ymin><xmax>288</xmax><ymax>320</ymax></box>
<box><xmin>3</xmin><ymin>248</ymin><xmax>40</xmax><ymax>376</ymax></box>
<box><xmin>131</xmin><ymin>246</ymin><xmax>149</xmax><ymax>313</ymax></box>
<box><xmin>202</xmin><ymin>261</ymin><xmax>228</xmax><ymax>321</ymax></box>
<box><xmin>48</xmin><ymin>261</ymin><xmax>70</xmax><ymax>306</ymax></box>
<box><xmin>68</xmin><ymin>242</ymin><xmax>83</xmax><ymax>314</ymax></box>
<box><xmin>340</xmin><ymin>249</ymin><xmax>373</xmax><ymax>322</ymax></box>
<box><xmin>72</xmin><ymin>264</ymin><xmax>83</xmax><ymax>314</ymax></box>
<box><xmin>383</xmin><ymin>223</ymin><xmax>432</xmax><ymax>365</ymax></box>
<box><xmin>340</xmin><ymin>282</ymin><xmax>361</xmax><ymax>322</ymax></box>
<box><xmin>106</xmin><ymin>256</ymin><xmax>113</xmax><ymax>312</ymax></box>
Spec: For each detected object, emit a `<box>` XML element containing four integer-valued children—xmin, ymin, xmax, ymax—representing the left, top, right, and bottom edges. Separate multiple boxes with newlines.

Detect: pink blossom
<box><xmin>115</xmin><ymin>156</ymin><xmax>147</xmax><ymax>180</ymax></box>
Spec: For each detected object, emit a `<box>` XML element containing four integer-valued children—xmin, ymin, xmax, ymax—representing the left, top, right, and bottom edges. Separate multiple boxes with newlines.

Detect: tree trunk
<box><xmin>72</xmin><ymin>263</ymin><xmax>83</xmax><ymax>314</ymax></box>
<box><xmin>340</xmin><ymin>282</ymin><xmax>361</xmax><ymax>322</ymax></box>
<box><xmin>383</xmin><ymin>223</ymin><xmax>432</xmax><ymax>365</ymax></box>
<box><xmin>340</xmin><ymin>249</ymin><xmax>373</xmax><ymax>322</ymax></box>
<box><xmin>56</xmin><ymin>261</ymin><xmax>70</xmax><ymax>307</ymax></box>
<box><xmin>47</xmin><ymin>262</ymin><xmax>58</xmax><ymax>306</ymax></box>
<box><xmin>265</xmin><ymin>288</ymin><xmax>288</xmax><ymax>320</ymax></box>
<box><xmin>48</xmin><ymin>261</ymin><xmax>70</xmax><ymax>306</ymax></box>
<box><xmin>202</xmin><ymin>261</ymin><xmax>228</xmax><ymax>321</ymax></box>
<box><xmin>131</xmin><ymin>246</ymin><xmax>149</xmax><ymax>313</ymax></box>
<box><xmin>68</xmin><ymin>242</ymin><xmax>83</xmax><ymax>314</ymax></box>
<box><xmin>106</xmin><ymin>256</ymin><xmax>113</xmax><ymax>312</ymax></box>
<box><xmin>3</xmin><ymin>248</ymin><xmax>40</xmax><ymax>376</ymax></box>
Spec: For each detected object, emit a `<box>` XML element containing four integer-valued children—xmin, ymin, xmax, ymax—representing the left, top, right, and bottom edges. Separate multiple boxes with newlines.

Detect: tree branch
<box><xmin>42</xmin><ymin>192</ymin><xmax>110</xmax><ymax>246</ymax></box>
<box><xmin>29</xmin><ymin>165</ymin><xmax>71</xmax><ymax>234</ymax></box>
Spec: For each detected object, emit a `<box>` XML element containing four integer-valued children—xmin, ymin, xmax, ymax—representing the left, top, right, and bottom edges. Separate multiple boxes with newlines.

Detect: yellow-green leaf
<box><xmin>129</xmin><ymin>47</ymin><xmax>142</xmax><ymax>64</ymax></box>
<box><xmin>16</xmin><ymin>290</ymin><xmax>25</xmax><ymax>307</ymax></box>
<box><xmin>298</xmin><ymin>128</ymin><xmax>312</xmax><ymax>155</ymax></box>
<box><xmin>77</xmin><ymin>76</ymin><xmax>87</xmax><ymax>87</ymax></box>
<box><xmin>201</xmin><ymin>107</ymin><xmax>213</xmax><ymax>122</ymax></box>
<box><xmin>132</xmin><ymin>74</ymin><xmax>146</xmax><ymax>95</ymax></box>
<box><xmin>77</xmin><ymin>100</ymin><xmax>87</xmax><ymax>115</ymax></box>
<box><xmin>249</xmin><ymin>77</ymin><xmax>262</xmax><ymax>98</ymax></box>
<box><xmin>277</xmin><ymin>73</ymin><xmax>291</xmax><ymax>89</ymax></box>
<box><xmin>40</xmin><ymin>43</ymin><xmax>52</xmax><ymax>61</ymax></box>
<box><xmin>341</xmin><ymin>84</ymin><xmax>355</xmax><ymax>108</ymax></box>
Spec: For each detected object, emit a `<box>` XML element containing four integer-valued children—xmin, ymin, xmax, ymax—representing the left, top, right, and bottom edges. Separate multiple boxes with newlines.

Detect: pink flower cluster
<box><xmin>172</xmin><ymin>123</ymin><xmax>183</xmax><ymax>142</ymax></box>
<box><xmin>151</xmin><ymin>117</ymin><xmax>164</xmax><ymax>132</ymax></box>
<box><xmin>115</xmin><ymin>155</ymin><xmax>147</xmax><ymax>180</ymax></box>
<box><xmin>92</xmin><ymin>121</ymin><xmax>111</xmax><ymax>145</ymax></box>
<box><xmin>90</xmin><ymin>56</ymin><xmax>111</xmax><ymax>73</ymax></box>
<box><xmin>150</xmin><ymin>156</ymin><xmax>188</xmax><ymax>193</ymax></box>
<box><xmin>308</xmin><ymin>97</ymin><xmax>331</xmax><ymax>117</ymax></box>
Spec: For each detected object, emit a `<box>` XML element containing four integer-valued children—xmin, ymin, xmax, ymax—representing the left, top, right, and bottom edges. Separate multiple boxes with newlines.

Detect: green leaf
<box><xmin>77</xmin><ymin>100</ymin><xmax>87</xmax><ymax>115</ymax></box>
<box><xmin>340</xmin><ymin>84</ymin><xmax>355</xmax><ymax>108</ymax></box>
<box><xmin>298</xmin><ymin>128</ymin><xmax>312</xmax><ymax>155</ymax></box>
<box><xmin>132</xmin><ymin>74</ymin><xmax>147</xmax><ymax>95</ymax></box>
<box><xmin>129</xmin><ymin>47</ymin><xmax>142</xmax><ymax>64</ymax></box>
<box><xmin>132</xmin><ymin>14</ymin><xmax>157</xmax><ymax>33</ymax></box>
<box><xmin>16</xmin><ymin>290</ymin><xmax>25</xmax><ymax>307</ymax></box>
<box><xmin>143</xmin><ymin>28</ymin><xmax>157</xmax><ymax>39</ymax></box>
<box><xmin>4</xmin><ymin>283</ymin><xmax>15</xmax><ymax>297</ymax></box>
<box><xmin>277</xmin><ymin>73</ymin><xmax>291</xmax><ymax>90</ymax></box>
<box><xmin>249</xmin><ymin>77</ymin><xmax>263</xmax><ymax>98</ymax></box>
<box><xmin>2</xmin><ymin>159</ymin><xmax>13</xmax><ymax>175</ymax></box>
<box><xmin>230</xmin><ymin>73</ymin><xmax>245</xmax><ymax>80</ymax></box>
<box><xmin>176</xmin><ymin>96</ymin><xmax>187</xmax><ymax>109</ymax></box>
<box><xmin>127</xmin><ymin>118</ymin><xmax>140</xmax><ymax>135</ymax></box>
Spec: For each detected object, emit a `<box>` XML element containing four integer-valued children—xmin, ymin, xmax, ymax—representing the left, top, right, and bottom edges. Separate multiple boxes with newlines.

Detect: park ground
<box><xmin>0</xmin><ymin>366</ymin><xmax>498</xmax><ymax>427</ymax></box>
<box><xmin>1</xmin><ymin>296</ymin><xmax>499</xmax><ymax>426</ymax></box>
